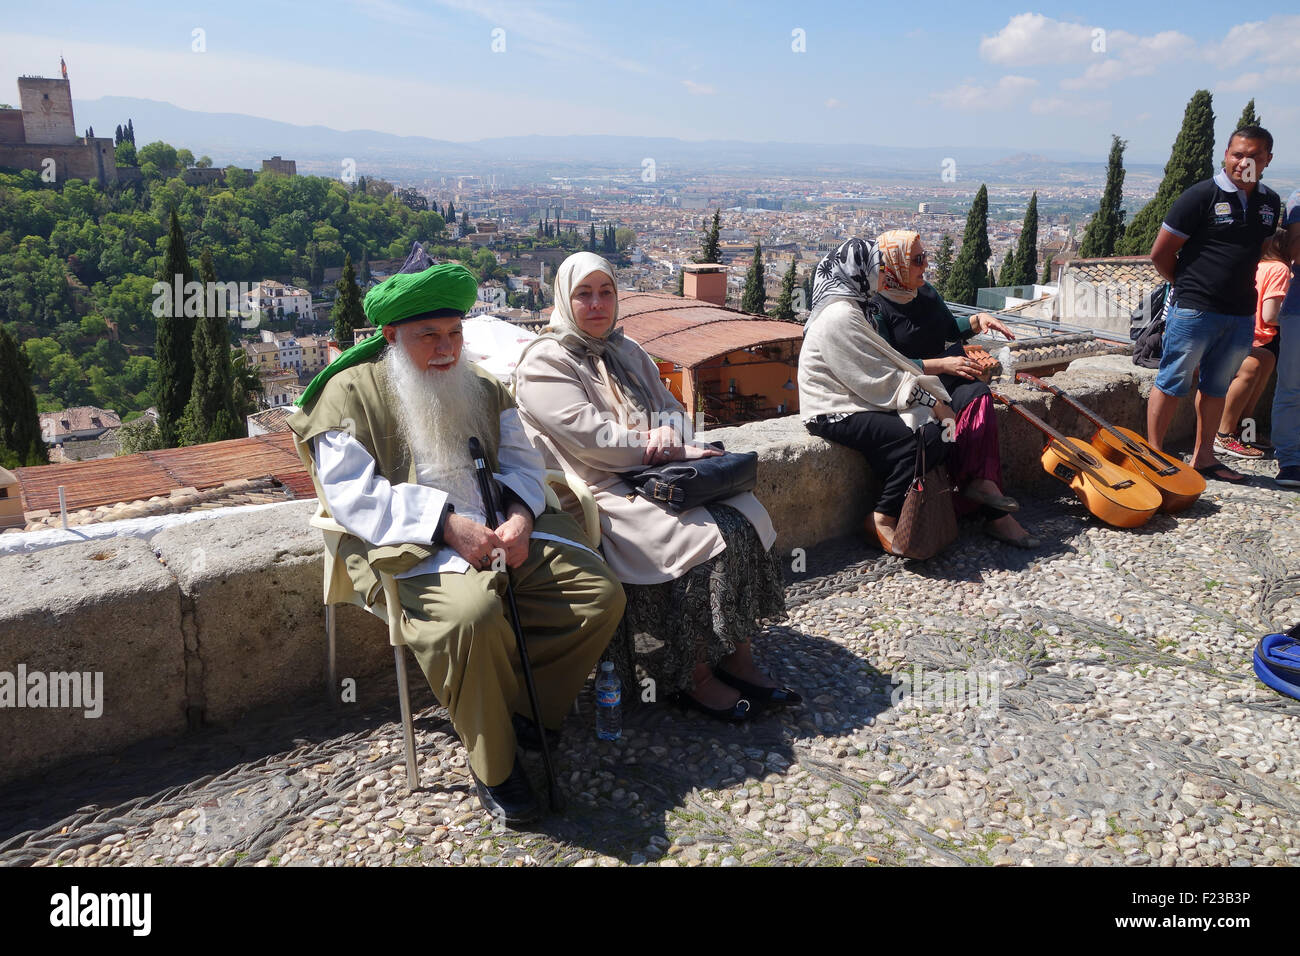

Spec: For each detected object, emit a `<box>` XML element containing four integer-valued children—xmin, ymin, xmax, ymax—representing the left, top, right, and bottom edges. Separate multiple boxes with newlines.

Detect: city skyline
<box><xmin>0</xmin><ymin>3</ymin><xmax>1296</xmax><ymax>166</ymax></box>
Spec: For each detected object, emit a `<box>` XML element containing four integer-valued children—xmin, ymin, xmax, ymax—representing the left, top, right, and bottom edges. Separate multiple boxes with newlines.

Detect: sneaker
<box><xmin>1276</xmin><ymin>466</ymin><xmax>1300</xmax><ymax>489</ymax></box>
<box><xmin>1245</xmin><ymin>438</ymin><xmax>1274</xmax><ymax>454</ymax></box>
<box><xmin>1214</xmin><ymin>432</ymin><xmax>1263</xmax><ymax>459</ymax></box>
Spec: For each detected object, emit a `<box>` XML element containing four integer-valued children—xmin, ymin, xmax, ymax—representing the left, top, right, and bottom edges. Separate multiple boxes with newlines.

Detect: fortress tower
<box><xmin>17</xmin><ymin>74</ymin><xmax>77</xmax><ymax>145</ymax></box>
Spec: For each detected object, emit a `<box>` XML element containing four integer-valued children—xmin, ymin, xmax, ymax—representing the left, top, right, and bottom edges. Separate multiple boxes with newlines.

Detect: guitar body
<box><xmin>1089</xmin><ymin>425</ymin><xmax>1206</xmax><ymax>512</ymax></box>
<box><xmin>1039</xmin><ymin>437</ymin><xmax>1163</xmax><ymax>528</ymax></box>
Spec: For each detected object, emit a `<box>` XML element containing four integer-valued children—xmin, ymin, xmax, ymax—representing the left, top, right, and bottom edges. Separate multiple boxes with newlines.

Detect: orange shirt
<box><xmin>1255</xmin><ymin>259</ymin><xmax>1290</xmax><ymax>346</ymax></box>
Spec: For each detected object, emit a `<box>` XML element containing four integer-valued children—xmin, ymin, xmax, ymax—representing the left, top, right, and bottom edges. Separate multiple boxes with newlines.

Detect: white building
<box><xmin>244</xmin><ymin>280</ymin><xmax>312</xmax><ymax>323</ymax></box>
<box><xmin>259</xmin><ymin>329</ymin><xmax>303</xmax><ymax>370</ymax></box>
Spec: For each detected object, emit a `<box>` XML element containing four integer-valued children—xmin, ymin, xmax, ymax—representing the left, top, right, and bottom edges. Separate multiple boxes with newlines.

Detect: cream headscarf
<box><xmin>521</xmin><ymin>251</ymin><xmax>667</xmax><ymax>415</ymax></box>
<box><xmin>876</xmin><ymin>229</ymin><xmax>923</xmax><ymax>304</ymax></box>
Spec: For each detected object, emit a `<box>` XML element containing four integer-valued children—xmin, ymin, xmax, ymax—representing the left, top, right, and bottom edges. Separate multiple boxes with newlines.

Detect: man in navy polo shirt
<box><xmin>1272</xmin><ymin>188</ymin><xmax>1300</xmax><ymax>488</ymax></box>
<box><xmin>1146</xmin><ymin>125</ymin><xmax>1282</xmax><ymax>483</ymax></box>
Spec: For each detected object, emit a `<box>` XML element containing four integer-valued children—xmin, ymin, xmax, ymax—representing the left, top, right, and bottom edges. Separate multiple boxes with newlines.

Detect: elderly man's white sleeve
<box><xmin>495</xmin><ymin>408</ymin><xmax>546</xmax><ymax>518</ymax></box>
<box><xmin>315</xmin><ymin>430</ymin><xmax>449</xmax><ymax>547</ymax></box>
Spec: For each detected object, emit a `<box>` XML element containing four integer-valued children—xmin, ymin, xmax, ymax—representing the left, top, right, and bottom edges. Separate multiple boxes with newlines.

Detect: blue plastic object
<box><xmin>1253</xmin><ymin>626</ymin><xmax>1300</xmax><ymax>701</ymax></box>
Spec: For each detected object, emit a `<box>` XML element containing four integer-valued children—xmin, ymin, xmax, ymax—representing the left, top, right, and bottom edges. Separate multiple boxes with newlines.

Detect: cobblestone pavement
<box><xmin>2</xmin><ymin>458</ymin><xmax>1298</xmax><ymax>867</ymax></box>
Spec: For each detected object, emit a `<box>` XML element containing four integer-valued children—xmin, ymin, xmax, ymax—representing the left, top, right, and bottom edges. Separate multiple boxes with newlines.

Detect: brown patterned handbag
<box><xmin>891</xmin><ymin>435</ymin><xmax>958</xmax><ymax>560</ymax></box>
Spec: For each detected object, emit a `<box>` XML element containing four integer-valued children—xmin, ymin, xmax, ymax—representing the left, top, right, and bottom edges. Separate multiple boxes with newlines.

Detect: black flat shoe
<box><xmin>511</xmin><ymin>712</ymin><xmax>560</xmax><ymax>753</ymax></box>
<box><xmin>471</xmin><ymin>758</ymin><xmax>541</xmax><ymax>826</ymax></box>
<box><xmin>672</xmin><ymin>691</ymin><xmax>756</xmax><ymax>723</ymax></box>
<box><xmin>714</xmin><ymin>668</ymin><xmax>803</xmax><ymax>708</ymax></box>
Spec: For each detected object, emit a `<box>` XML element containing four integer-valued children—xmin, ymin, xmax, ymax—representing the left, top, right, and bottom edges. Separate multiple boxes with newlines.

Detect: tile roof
<box><xmin>617</xmin><ymin>292</ymin><xmax>804</xmax><ymax>368</ymax></box>
<box><xmin>1059</xmin><ymin>256</ymin><xmax>1161</xmax><ymax>291</ymax></box>
<box><xmin>39</xmin><ymin>406</ymin><xmax>122</xmax><ymax>438</ymax></box>
<box><xmin>247</xmin><ymin>406</ymin><xmax>295</xmax><ymax>433</ymax></box>
<box><xmin>13</xmin><ymin>432</ymin><xmax>310</xmax><ymax>514</ymax></box>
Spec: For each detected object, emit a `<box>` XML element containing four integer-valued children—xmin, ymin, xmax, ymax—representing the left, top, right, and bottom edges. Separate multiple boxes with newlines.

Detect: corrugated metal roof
<box><xmin>15</xmin><ymin>432</ymin><xmax>309</xmax><ymax>514</ymax></box>
<box><xmin>617</xmin><ymin>292</ymin><xmax>804</xmax><ymax>368</ymax></box>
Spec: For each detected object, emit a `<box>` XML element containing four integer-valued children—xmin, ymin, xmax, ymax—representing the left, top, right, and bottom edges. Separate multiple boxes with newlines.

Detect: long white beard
<box><xmin>383</xmin><ymin>344</ymin><xmax>497</xmax><ymax>520</ymax></box>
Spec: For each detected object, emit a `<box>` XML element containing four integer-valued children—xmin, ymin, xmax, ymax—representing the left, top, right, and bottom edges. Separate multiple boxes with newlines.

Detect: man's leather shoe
<box><xmin>471</xmin><ymin>759</ymin><xmax>541</xmax><ymax>825</ymax></box>
<box><xmin>511</xmin><ymin>712</ymin><xmax>560</xmax><ymax>753</ymax></box>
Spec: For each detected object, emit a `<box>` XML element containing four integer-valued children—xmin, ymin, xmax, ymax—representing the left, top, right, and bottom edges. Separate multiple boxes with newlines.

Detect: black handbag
<box><xmin>627</xmin><ymin>444</ymin><xmax>758</xmax><ymax>513</ymax></box>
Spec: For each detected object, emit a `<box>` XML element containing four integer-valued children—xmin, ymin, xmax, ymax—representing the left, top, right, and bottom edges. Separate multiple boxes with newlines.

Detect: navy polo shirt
<box><xmin>1161</xmin><ymin>168</ymin><xmax>1281</xmax><ymax>316</ymax></box>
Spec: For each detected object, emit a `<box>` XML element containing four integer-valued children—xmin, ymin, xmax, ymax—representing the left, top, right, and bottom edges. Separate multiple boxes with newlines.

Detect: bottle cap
<box><xmin>600</xmin><ymin>661</ymin><xmax>614</xmax><ymax>672</ymax></box>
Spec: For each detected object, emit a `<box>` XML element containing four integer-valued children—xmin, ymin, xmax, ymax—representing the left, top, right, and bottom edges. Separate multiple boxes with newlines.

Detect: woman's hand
<box><xmin>932</xmin><ymin>402</ymin><xmax>957</xmax><ymax>429</ymax></box>
<box><xmin>929</xmin><ymin>354</ymin><xmax>980</xmax><ymax>380</ymax></box>
<box><xmin>642</xmin><ymin>424</ymin><xmax>683</xmax><ymax>464</ymax></box>
<box><xmin>973</xmin><ymin>312</ymin><xmax>1015</xmax><ymax>340</ymax></box>
<box><xmin>682</xmin><ymin>442</ymin><xmax>725</xmax><ymax>461</ymax></box>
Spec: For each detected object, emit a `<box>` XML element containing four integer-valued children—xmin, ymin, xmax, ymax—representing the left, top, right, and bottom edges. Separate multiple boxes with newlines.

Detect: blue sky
<box><xmin>2</xmin><ymin>2</ymin><xmax>1297</xmax><ymax>164</ymax></box>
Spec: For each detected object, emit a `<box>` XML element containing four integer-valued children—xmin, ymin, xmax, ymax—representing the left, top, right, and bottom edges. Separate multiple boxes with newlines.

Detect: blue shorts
<box><xmin>1154</xmin><ymin>304</ymin><xmax>1254</xmax><ymax>398</ymax></box>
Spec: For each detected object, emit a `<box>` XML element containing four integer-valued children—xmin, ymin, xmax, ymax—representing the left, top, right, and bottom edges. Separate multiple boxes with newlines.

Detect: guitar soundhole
<box><xmin>1053</xmin><ymin>463</ymin><xmax>1076</xmax><ymax>481</ymax></box>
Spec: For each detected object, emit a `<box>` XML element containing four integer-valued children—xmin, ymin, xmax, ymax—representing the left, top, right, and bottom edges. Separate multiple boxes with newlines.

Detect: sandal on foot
<box><xmin>714</xmin><ymin>668</ymin><xmax>803</xmax><ymax>707</ymax></box>
<box><xmin>1195</xmin><ymin>463</ymin><xmax>1249</xmax><ymax>485</ymax></box>
<box><xmin>672</xmin><ymin>691</ymin><xmax>756</xmax><ymax>723</ymax></box>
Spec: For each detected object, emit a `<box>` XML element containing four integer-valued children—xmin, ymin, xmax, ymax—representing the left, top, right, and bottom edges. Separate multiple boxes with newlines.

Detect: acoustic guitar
<box><xmin>1016</xmin><ymin>373</ymin><xmax>1205</xmax><ymax>512</ymax></box>
<box><xmin>993</xmin><ymin>391</ymin><xmax>1163</xmax><ymax>528</ymax></box>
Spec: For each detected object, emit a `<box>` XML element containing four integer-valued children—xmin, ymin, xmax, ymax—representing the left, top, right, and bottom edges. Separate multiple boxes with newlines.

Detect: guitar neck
<box><xmin>1017</xmin><ymin>373</ymin><xmax>1177</xmax><ymax>472</ymax></box>
<box><xmin>994</xmin><ymin>392</ymin><xmax>1103</xmax><ymax>474</ymax></box>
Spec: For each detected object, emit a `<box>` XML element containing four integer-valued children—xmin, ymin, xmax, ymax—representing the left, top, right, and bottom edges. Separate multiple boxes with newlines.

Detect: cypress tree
<box><xmin>932</xmin><ymin>233</ymin><xmax>955</xmax><ymax>298</ymax></box>
<box><xmin>674</xmin><ymin>269</ymin><xmax>684</xmax><ymax>297</ymax></box>
<box><xmin>588</xmin><ymin>224</ymin><xmax>597</xmax><ymax>251</ymax></box>
<box><xmin>360</xmin><ymin>250</ymin><xmax>371</xmax><ymax>286</ymax></box>
<box><xmin>537</xmin><ymin>218</ymin><xmax>544</xmax><ymax>238</ymax></box>
<box><xmin>700</xmin><ymin>209</ymin><xmax>721</xmax><ymax>263</ymax></box>
<box><xmin>446</xmin><ymin>201</ymin><xmax>455</xmax><ymax>224</ymax></box>
<box><xmin>308</xmin><ymin>242</ymin><xmax>323</xmax><ymax>289</ymax></box>
<box><xmin>0</xmin><ymin>323</ymin><xmax>48</xmax><ymax>467</ymax></box>
<box><xmin>801</xmin><ymin>272</ymin><xmax>814</xmax><ymax>313</ymax></box>
<box><xmin>1011</xmin><ymin>192</ymin><xmax>1039</xmax><ymax>285</ymax></box>
<box><xmin>945</xmin><ymin>185</ymin><xmax>991</xmax><ymax>306</ymax></box>
<box><xmin>1119</xmin><ymin>90</ymin><xmax>1215</xmax><ymax>255</ymax></box>
<box><xmin>461</xmin><ymin>211</ymin><xmax>470</xmax><ymax>233</ymax></box>
<box><xmin>1079</xmin><ymin>136</ymin><xmax>1128</xmax><ymax>258</ymax></box>
<box><xmin>1236</xmin><ymin>98</ymin><xmax>1259</xmax><ymax>130</ymax></box>
<box><xmin>772</xmin><ymin>259</ymin><xmax>798</xmax><ymax>320</ymax></box>
<box><xmin>155</xmin><ymin>208</ymin><xmax>195</xmax><ymax>447</ymax></box>
<box><xmin>180</xmin><ymin>249</ymin><xmax>241</xmax><ymax>445</ymax></box>
<box><xmin>331</xmin><ymin>253</ymin><xmax>366</xmax><ymax>348</ymax></box>
<box><xmin>114</xmin><ymin>124</ymin><xmax>122</xmax><ymax>146</ymax></box>
<box><xmin>127</xmin><ymin>118</ymin><xmax>135</xmax><ymax>144</ymax></box>
<box><xmin>741</xmin><ymin>240</ymin><xmax>766</xmax><ymax>315</ymax></box>
<box><xmin>998</xmin><ymin>251</ymin><xmax>1018</xmax><ymax>287</ymax></box>
<box><xmin>1041</xmin><ymin>252</ymin><xmax>1054</xmax><ymax>284</ymax></box>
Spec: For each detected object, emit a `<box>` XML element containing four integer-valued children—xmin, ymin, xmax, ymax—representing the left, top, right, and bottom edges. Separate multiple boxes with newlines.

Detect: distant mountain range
<box><xmin>73</xmin><ymin>96</ymin><xmax>1297</xmax><ymax>189</ymax></box>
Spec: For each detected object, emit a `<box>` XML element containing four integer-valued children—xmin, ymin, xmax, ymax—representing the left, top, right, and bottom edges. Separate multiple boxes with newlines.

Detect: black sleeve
<box><xmin>431</xmin><ymin>502</ymin><xmax>452</xmax><ymax>545</ymax></box>
<box><xmin>1163</xmin><ymin>181</ymin><xmax>1206</xmax><ymax>238</ymax></box>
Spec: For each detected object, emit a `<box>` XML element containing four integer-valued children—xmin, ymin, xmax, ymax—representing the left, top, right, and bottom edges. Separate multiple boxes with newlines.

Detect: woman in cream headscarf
<box><xmin>514</xmin><ymin>252</ymin><xmax>798</xmax><ymax>721</ymax></box>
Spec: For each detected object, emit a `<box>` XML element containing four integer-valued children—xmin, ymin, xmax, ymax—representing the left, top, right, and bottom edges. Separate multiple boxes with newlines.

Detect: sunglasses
<box><xmin>910</xmin><ymin>252</ymin><xmax>929</xmax><ymax>266</ymax></box>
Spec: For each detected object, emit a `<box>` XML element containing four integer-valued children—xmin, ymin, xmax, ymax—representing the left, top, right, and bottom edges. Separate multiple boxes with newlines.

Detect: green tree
<box><xmin>155</xmin><ymin>208</ymin><xmax>195</xmax><ymax>446</ymax></box>
<box><xmin>230</xmin><ymin>351</ymin><xmax>263</xmax><ymax>421</ymax></box>
<box><xmin>0</xmin><ymin>323</ymin><xmax>48</xmax><ymax>467</ymax></box>
<box><xmin>1079</xmin><ymin>136</ymin><xmax>1128</xmax><ymax>258</ymax></box>
<box><xmin>741</xmin><ymin>240</ymin><xmax>766</xmax><ymax>315</ymax></box>
<box><xmin>931</xmin><ymin>233</ymin><xmax>955</xmax><ymax>298</ymax></box>
<box><xmin>1011</xmin><ymin>191</ymin><xmax>1039</xmax><ymax>286</ymax></box>
<box><xmin>772</xmin><ymin>259</ymin><xmax>798</xmax><ymax>320</ymax></box>
<box><xmin>1041</xmin><ymin>253</ymin><xmax>1054</xmax><ymax>284</ymax></box>
<box><xmin>331</xmin><ymin>253</ymin><xmax>365</xmax><ymax>347</ymax></box>
<box><xmin>699</xmin><ymin>209</ymin><xmax>721</xmax><ymax>263</ymax></box>
<box><xmin>945</xmin><ymin>184</ymin><xmax>991</xmax><ymax>306</ymax></box>
<box><xmin>115</xmin><ymin>141</ymin><xmax>136</xmax><ymax>166</ymax></box>
<box><xmin>1119</xmin><ymin>90</ymin><xmax>1215</xmax><ymax>255</ymax></box>
<box><xmin>998</xmin><ymin>250</ymin><xmax>1018</xmax><ymax>287</ymax></box>
<box><xmin>360</xmin><ymin>249</ymin><xmax>371</xmax><ymax>286</ymax></box>
<box><xmin>179</xmin><ymin>248</ymin><xmax>242</xmax><ymax>445</ymax></box>
<box><xmin>1236</xmin><ymin>98</ymin><xmax>1260</xmax><ymax>130</ymax></box>
<box><xmin>116</xmin><ymin>416</ymin><xmax>165</xmax><ymax>455</ymax></box>
<box><xmin>588</xmin><ymin>223</ymin><xmax>597</xmax><ymax>251</ymax></box>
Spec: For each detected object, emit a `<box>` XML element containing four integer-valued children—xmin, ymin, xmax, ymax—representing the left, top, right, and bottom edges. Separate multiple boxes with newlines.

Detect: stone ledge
<box><xmin>0</xmin><ymin>358</ymin><xmax>1203</xmax><ymax>782</ymax></box>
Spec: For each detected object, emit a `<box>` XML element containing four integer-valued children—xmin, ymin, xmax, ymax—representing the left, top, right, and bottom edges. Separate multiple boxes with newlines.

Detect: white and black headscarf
<box><xmin>808</xmin><ymin>237</ymin><xmax>881</xmax><ymax>327</ymax></box>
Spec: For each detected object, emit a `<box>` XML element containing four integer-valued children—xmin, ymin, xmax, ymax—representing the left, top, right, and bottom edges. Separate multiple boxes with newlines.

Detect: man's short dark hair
<box><xmin>1230</xmin><ymin>125</ymin><xmax>1273</xmax><ymax>152</ymax></box>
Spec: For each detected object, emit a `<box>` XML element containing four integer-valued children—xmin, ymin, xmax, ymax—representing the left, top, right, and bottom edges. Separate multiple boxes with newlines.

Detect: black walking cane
<box><xmin>468</xmin><ymin>437</ymin><xmax>563</xmax><ymax>812</ymax></box>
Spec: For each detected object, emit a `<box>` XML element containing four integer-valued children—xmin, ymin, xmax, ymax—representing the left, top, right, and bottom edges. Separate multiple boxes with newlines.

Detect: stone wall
<box><xmin>0</xmin><ymin>357</ymin><xmax>1208</xmax><ymax>783</ymax></box>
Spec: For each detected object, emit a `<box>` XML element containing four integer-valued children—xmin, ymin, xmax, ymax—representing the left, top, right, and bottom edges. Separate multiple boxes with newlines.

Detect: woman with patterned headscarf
<box><xmin>799</xmin><ymin>237</ymin><xmax>961</xmax><ymax>554</ymax></box>
<box><xmin>514</xmin><ymin>252</ymin><xmax>799</xmax><ymax>721</ymax></box>
<box><xmin>870</xmin><ymin>229</ymin><xmax>1037</xmax><ymax>548</ymax></box>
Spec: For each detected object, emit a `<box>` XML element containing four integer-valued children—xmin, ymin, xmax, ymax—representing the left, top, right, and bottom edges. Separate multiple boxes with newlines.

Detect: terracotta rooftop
<box><xmin>247</xmin><ymin>406</ymin><xmax>296</xmax><ymax>433</ymax></box>
<box><xmin>617</xmin><ymin>292</ymin><xmax>803</xmax><ymax>368</ymax></box>
<box><xmin>39</xmin><ymin>406</ymin><xmax>122</xmax><ymax>439</ymax></box>
<box><xmin>13</xmin><ymin>431</ymin><xmax>311</xmax><ymax>515</ymax></box>
<box><xmin>1059</xmin><ymin>256</ymin><xmax>1161</xmax><ymax>290</ymax></box>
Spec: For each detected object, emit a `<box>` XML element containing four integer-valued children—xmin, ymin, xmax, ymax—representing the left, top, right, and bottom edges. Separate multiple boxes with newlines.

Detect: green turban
<box><xmin>297</xmin><ymin>262</ymin><xmax>479</xmax><ymax>407</ymax></box>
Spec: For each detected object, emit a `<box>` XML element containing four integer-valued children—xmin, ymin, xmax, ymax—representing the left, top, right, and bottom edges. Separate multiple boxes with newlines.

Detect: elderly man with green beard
<box><xmin>289</xmin><ymin>262</ymin><xmax>624</xmax><ymax>825</ymax></box>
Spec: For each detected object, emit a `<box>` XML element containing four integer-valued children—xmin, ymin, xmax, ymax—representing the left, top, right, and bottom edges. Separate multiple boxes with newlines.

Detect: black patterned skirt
<box><xmin>604</xmin><ymin>503</ymin><xmax>788</xmax><ymax>699</ymax></box>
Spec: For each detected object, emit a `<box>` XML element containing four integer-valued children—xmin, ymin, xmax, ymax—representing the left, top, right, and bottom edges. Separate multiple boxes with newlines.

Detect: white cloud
<box><xmin>825</xmin><ymin>98</ymin><xmax>842</xmax><ymax>109</ymax></box>
<box><xmin>1217</xmin><ymin>65</ymin><xmax>1300</xmax><ymax>92</ymax></box>
<box><xmin>932</xmin><ymin>75</ymin><xmax>1037</xmax><ymax>111</ymax></box>
<box><xmin>1205</xmin><ymin>15</ymin><xmax>1300</xmax><ymax>67</ymax></box>
<box><xmin>682</xmin><ymin>80</ymin><xmax>716</xmax><ymax>96</ymax></box>
<box><xmin>980</xmin><ymin>13</ymin><xmax>1097</xmax><ymax>65</ymax></box>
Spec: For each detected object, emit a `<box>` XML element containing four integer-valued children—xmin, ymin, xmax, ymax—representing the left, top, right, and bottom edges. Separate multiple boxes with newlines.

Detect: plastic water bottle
<box><xmin>997</xmin><ymin>345</ymin><xmax>1014</xmax><ymax>383</ymax></box>
<box><xmin>595</xmin><ymin>661</ymin><xmax>621</xmax><ymax>740</ymax></box>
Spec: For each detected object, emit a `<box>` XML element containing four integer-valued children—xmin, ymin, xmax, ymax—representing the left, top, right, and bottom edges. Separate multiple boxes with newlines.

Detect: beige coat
<box><xmin>514</xmin><ymin>336</ymin><xmax>777</xmax><ymax>585</ymax></box>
